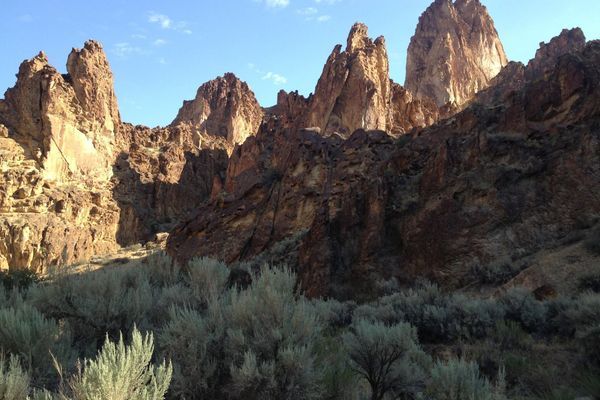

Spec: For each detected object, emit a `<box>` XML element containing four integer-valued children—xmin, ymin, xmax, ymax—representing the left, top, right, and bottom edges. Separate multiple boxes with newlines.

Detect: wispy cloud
<box><xmin>153</xmin><ymin>38</ymin><xmax>167</xmax><ymax>46</ymax></box>
<box><xmin>262</xmin><ymin>72</ymin><xmax>288</xmax><ymax>85</ymax></box>
<box><xmin>255</xmin><ymin>0</ymin><xmax>290</xmax><ymax>8</ymax></box>
<box><xmin>147</xmin><ymin>12</ymin><xmax>192</xmax><ymax>34</ymax></box>
<box><xmin>297</xmin><ymin>7</ymin><xmax>331</xmax><ymax>22</ymax></box>
<box><xmin>113</xmin><ymin>42</ymin><xmax>144</xmax><ymax>57</ymax></box>
<box><xmin>314</xmin><ymin>0</ymin><xmax>341</xmax><ymax>4</ymax></box>
<box><xmin>131</xmin><ymin>33</ymin><xmax>147</xmax><ymax>39</ymax></box>
<box><xmin>248</xmin><ymin>63</ymin><xmax>288</xmax><ymax>86</ymax></box>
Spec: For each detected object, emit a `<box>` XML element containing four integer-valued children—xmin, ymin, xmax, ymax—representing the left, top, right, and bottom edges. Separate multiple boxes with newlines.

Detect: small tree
<box><xmin>343</xmin><ymin>319</ymin><xmax>426</xmax><ymax>400</ymax></box>
<box><xmin>69</xmin><ymin>327</ymin><xmax>172</xmax><ymax>400</ymax></box>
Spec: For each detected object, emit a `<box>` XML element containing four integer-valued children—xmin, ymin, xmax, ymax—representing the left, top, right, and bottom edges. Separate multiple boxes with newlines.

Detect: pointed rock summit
<box><xmin>405</xmin><ymin>0</ymin><xmax>508</xmax><ymax>108</ymax></box>
<box><xmin>303</xmin><ymin>22</ymin><xmax>437</xmax><ymax>137</ymax></box>
<box><xmin>171</xmin><ymin>73</ymin><xmax>263</xmax><ymax>148</ymax></box>
<box><xmin>0</xmin><ymin>40</ymin><xmax>120</xmax><ymax>182</ymax></box>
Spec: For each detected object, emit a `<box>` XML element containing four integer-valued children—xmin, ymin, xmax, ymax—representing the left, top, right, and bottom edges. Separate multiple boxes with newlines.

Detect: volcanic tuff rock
<box><xmin>0</xmin><ymin>42</ymin><xmax>233</xmax><ymax>271</ymax></box>
<box><xmin>300</xmin><ymin>23</ymin><xmax>439</xmax><ymax>137</ymax></box>
<box><xmin>526</xmin><ymin>28</ymin><xmax>587</xmax><ymax>80</ymax></box>
<box><xmin>171</xmin><ymin>73</ymin><xmax>264</xmax><ymax>150</ymax></box>
<box><xmin>405</xmin><ymin>0</ymin><xmax>508</xmax><ymax>109</ymax></box>
<box><xmin>168</xmin><ymin>36</ymin><xmax>600</xmax><ymax>298</ymax></box>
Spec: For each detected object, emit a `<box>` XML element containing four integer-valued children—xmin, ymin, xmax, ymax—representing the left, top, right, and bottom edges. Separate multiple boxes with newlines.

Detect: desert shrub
<box><xmin>0</xmin><ymin>304</ymin><xmax>72</xmax><ymax>386</ymax></box>
<box><xmin>490</xmin><ymin>320</ymin><xmax>532</xmax><ymax>352</ymax></box>
<box><xmin>355</xmin><ymin>283</ymin><xmax>506</xmax><ymax>343</ymax></box>
<box><xmin>314</xmin><ymin>336</ymin><xmax>363</xmax><ymax>400</ymax></box>
<box><xmin>69</xmin><ymin>327</ymin><xmax>172</xmax><ymax>400</ymax></box>
<box><xmin>0</xmin><ymin>269</ymin><xmax>40</xmax><ymax>291</ymax></box>
<box><xmin>225</xmin><ymin>267</ymin><xmax>323</xmax><ymax>400</ymax></box>
<box><xmin>426</xmin><ymin>358</ymin><xmax>496</xmax><ymax>400</ymax></box>
<box><xmin>29</xmin><ymin>267</ymin><xmax>154</xmax><ymax>346</ymax></box>
<box><xmin>546</xmin><ymin>293</ymin><xmax>600</xmax><ymax>337</ymax></box>
<box><xmin>578</xmin><ymin>369</ymin><xmax>600</xmax><ymax>399</ymax></box>
<box><xmin>186</xmin><ymin>257</ymin><xmax>230</xmax><ymax>306</ymax></box>
<box><xmin>311</xmin><ymin>299</ymin><xmax>355</xmax><ymax>331</ymax></box>
<box><xmin>0</xmin><ymin>355</ymin><xmax>30</xmax><ymax>400</ymax></box>
<box><xmin>499</xmin><ymin>288</ymin><xmax>547</xmax><ymax>333</ymax></box>
<box><xmin>160</xmin><ymin>266</ymin><xmax>324</xmax><ymax>400</ymax></box>
<box><xmin>158</xmin><ymin>306</ymin><xmax>225</xmax><ymax>399</ymax></box>
<box><xmin>468</xmin><ymin>258</ymin><xmax>522</xmax><ymax>286</ymax></box>
<box><xmin>343</xmin><ymin>319</ymin><xmax>429</xmax><ymax>400</ymax></box>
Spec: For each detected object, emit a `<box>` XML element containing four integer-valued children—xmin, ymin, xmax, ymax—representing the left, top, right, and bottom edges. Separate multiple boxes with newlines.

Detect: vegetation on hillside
<box><xmin>0</xmin><ymin>253</ymin><xmax>598</xmax><ymax>399</ymax></box>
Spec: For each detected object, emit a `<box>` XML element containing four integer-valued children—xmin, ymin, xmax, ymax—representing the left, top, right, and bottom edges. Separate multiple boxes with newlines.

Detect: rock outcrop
<box><xmin>0</xmin><ymin>41</ymin><xmax>120</xmax><ymax>183</ymax></box>
<box><xmin>171</xmin><ymin>73</ymin><xmax>263</xmax><ymax>150</ymax></box>
<box><xmin>301</xmin><ymin>23</ymin><xmax>439</xmax><ymax>137</ymax></box>
<box><xmin>0</xmin><ymin>42</ymin><xmax>232</xmax><ymax>271</ymax></box>
<box><xmin>526</xmin><ymin>28</ymin><xmax>587</xmax><ymax>80</ymax></box>
<box><xmin>168</xmin><ymin>36</ymin><xmax>600</xmax><ymax>298</ymax></box>
<box><xmin>405</xmin><ymin>0</ymin><xmax>508</xmax><ymax>108</ymax></box>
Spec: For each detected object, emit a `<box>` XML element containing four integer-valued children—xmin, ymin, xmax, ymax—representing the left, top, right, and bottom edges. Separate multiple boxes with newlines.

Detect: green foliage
<box><xmin>0</xmin><ymin>269</ymin><xmax>40</xmax><ymax>291</ymax></box>
<box><xmin>426</xmin><ymin>358</ymin><xmax>495</xmax><ymax>400</ymax></box>
<box><xmin>186</xmin><ymin>257</ymin><xmax>229</xmax><ymax>306</ymax></box>
<box><xmin>0</xmin><ymin>304</ymin><xmax>71</xmax><ymax>385</ymax></box>
<box><xmin>490</xmin><ymin>320</ymin><xmax>532</xmax><ymax>352</ymax></box>
<box><xmin>468</xmin><ymin>258</ymin><xmax>522</xmax><ymax>286</ymax></box>
<box><xmin>69</xmin><ymin>327</ymin><xmax>172</xmax><ymax>400</ymax></box>
<box><xmin>343</xmin><ymin>319</ymin><xmax>428</xmax><ymax>400</ymax></box>
<box><xmin>0</xmin><ymin>355</ymin><xmax>30</xmax><ymax>400</ymax></box>
<box><xmin>30</xmin><ymin>266</ymin><xmax>154</xmax><ymax>344</ymax></box>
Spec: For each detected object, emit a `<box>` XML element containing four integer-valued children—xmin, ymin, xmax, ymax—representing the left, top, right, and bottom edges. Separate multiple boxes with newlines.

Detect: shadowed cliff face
<box><xmin>405</xmin><ymin>0</ymin><xmax>508</xmax><ymax>109</ymax></box>
<box><xmin>168</xmin><ymin>40</ymin><xmax>600</xmax><ymax>298</ymax></box>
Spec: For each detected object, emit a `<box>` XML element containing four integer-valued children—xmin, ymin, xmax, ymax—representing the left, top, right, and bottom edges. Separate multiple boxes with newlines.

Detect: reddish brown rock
<box><xmin>168</xmin><ymin>40</ymin><xmax>600</xmax><ymax>298</ymax></box>
<box><xmin>526</xmin><ymin>28</ymin><xmax>586</xmax><ymax>80</ymax></box>
<box><xmin>405</xmin><ymin>0</ymin><xmax>508</xmax><ymax>108</ymax></box>
<box><xmin>171</xmin><ymin>73</ymin><xmax>263</xmax><ymax>149</ymax></box>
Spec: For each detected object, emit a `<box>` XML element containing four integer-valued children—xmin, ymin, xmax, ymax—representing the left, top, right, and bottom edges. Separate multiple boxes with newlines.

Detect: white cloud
<box><xmin>317</xmin><ymin>15</ymin><xmax>331</xmax><ymax>22</ymax></box>
<box><xmin>148</xmin><ymin>12</ymin><xmax>171</xmax><ymax>28</ymax></box>
<box><xmin>147</xmin><ymin>12</ymin><xmax>192</xmax><ymax>34</ymax></box>
<box><xmin>314</xmin><ymin>0</ymin><xmax>341</xmax><ymax>3</ymax></box>
<box><xmin>262</xmin><ymin>72</ymin><xmax>288</xmax><ymax>85</ymax></box>
<box><xmin>113</xmin><ymin>42</ymin><xmax>144</xmax><ymax>57</ymax></box>
<box><xmin>131</xmin><ymin>33</ymin><xmax>147</xmax><ymax>39</ymax></box>
<box><xmin>256</xmin><ymin>0</ymin><xmax>290</xmax><ymax>8</ymax></box>
<box><xmin>158</xmin><ymin>58</ymin><xmax>167</xmax><ymax>65</ymax></box>
<box><xmin>153</xmin><ymin>38</ymin><xmax>167</xmax><ymax>46</ymax></box>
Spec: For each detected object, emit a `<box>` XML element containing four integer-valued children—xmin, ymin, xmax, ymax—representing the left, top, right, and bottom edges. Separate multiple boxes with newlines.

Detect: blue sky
<box><xmin>1</xmin><ymin>0</ymin><xmax>599</xmax><ymax>127</ymax></box>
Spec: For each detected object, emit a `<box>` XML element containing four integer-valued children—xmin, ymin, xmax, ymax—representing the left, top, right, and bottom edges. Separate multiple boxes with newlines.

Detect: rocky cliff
<box><xmin>298</xmin><ymin>23</ymin><xmax>439</xmax><ymax>137</ymax></box>
<box><xmin>0</xmin><ymin>45</ymin><xmax>249</xmax><ymax>271</ymax></box>
<box><xmin>168</xmin><ymin>36</ymin><xmax>600</xmax><ymax>298</ymax></box>
<box><xmin>171</xmin><ymin>72</ymin><xmax>263</xmax><ymax>150</ymax></box>
<box><xmin>405</xmin><ymin>0</ymin><xmax>508</xmax><ymax>109</ymax></box>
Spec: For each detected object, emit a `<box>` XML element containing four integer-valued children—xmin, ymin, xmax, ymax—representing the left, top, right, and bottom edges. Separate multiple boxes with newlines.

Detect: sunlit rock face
<box><xmin>405</xmin><ymin>0</ymin><xmax>508</xmax><ymax>109</ymax></box>
<box><xmin>302</xmin><ymin>23</ymin><xmax>439</xmax><ymax>137</ymax></box>
<box><xmin>0</xmin><ymin>41</ymin><xmax>120</xmax><ymax>183</ymax></box>
<box><xmin>171</xmin><ymin>72</ymin><xmax>264</xmax><ymax>149</ymax></box>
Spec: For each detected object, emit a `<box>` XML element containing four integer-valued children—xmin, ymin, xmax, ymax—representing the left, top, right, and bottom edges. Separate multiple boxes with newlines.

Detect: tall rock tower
<box><xmin>405</xmin><ymin>0</ymin><xmax>508</xmax><ymax>108</ymax></box>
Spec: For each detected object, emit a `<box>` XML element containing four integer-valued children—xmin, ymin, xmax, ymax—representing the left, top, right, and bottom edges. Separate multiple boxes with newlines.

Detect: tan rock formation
<box><xmin>405</xmin><ymin>0</ymin><xmax>508</xmax><ymax>108</ymax></box>
<box><xmin>0</xmin><ymin>41</ymin><xmax>119</xmax><ymax>183</ymax></box>
<box><xmin>171</xmin><ymin>73</ymin><xmax>263</xmax><ymax>148</ymax></box>
<box><xmin>301</xmin><ymin>23</ymin><xmax>440</xmax><ymax>137</ymax></box>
